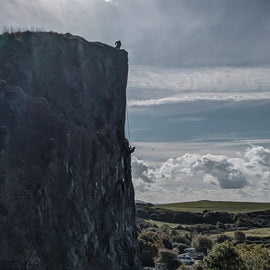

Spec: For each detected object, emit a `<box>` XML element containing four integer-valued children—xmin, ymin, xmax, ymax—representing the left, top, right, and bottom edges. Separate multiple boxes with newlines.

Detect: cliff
<box><xmin>0</xmin><ymin>31</ymin><xmax>141</xmax><ymax>270</ymax></box>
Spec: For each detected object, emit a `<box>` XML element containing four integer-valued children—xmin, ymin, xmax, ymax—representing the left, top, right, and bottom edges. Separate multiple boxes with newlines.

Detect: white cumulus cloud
<box><xmin>132</xmin><ymin>145</ymin><xmax>270</xmax><ymax>202</ymax></box>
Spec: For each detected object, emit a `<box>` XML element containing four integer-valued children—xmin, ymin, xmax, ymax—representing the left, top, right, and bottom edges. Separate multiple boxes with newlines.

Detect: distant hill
<box><xmin>154</xmin><ymin>200</ymin><xmax>270</xmax><ymax>213</ymax></box>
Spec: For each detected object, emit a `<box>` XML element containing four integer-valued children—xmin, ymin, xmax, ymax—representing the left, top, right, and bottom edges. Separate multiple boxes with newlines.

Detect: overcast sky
<box><xmin>1</xmin><ymin>0</ymin><xmax>270</xmax><ymax>203</ymax></box>
<box><xmin>1</xmin><ymin>0</ymin><xmax>270</xmax><ymax>66</ymax></box>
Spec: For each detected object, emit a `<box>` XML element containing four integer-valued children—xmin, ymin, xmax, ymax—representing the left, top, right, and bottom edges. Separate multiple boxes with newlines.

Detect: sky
<box><xmin>1</xmin><ymin>0</ymin><xmax>270</xmax><ymax>203</ymax></box>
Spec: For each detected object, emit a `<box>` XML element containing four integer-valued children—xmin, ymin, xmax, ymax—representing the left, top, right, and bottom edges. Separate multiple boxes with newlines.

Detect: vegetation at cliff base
<box><xmin>203</xmin><ymin>241</ymin><xmax>247</xmax><ymax>270</ymax></box>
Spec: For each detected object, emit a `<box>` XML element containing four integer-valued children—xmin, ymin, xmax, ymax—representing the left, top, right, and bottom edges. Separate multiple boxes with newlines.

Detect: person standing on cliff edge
<box><xmin>115</xmin><ymin>40</ymin><xmax>121</xmax><ymax>49</ymax></box>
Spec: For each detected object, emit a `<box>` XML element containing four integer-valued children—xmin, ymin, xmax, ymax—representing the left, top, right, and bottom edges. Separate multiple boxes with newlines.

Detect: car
<box><xmin>178</xmin><ymin>254</ymin><xmax>195</xmax><ymax>265</ymax></box>
<box><xmin>183</xmin><ymin>248</ymin><xmax>204</xmax><ymax>260</ymax></box>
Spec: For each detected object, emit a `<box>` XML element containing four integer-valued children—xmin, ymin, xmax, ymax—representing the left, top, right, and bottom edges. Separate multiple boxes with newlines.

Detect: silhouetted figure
<box><xmin>115</xmin><ymin>40</ymin><xmax>121</xmax><ymax>49</ymax></box>
<box><xmin>124</xmin><ymin>138</ymin><xmax>135</xmax><ymax>154</ymax></box>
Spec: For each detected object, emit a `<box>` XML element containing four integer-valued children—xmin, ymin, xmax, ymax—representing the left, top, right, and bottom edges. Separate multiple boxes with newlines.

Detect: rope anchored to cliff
<box><xmin>126</xmin><ymin>105</ymin><xmax>135</xmax><ymax>154</ymax></box>
<box><xmin>126</xmin><ymin>103</ymin><xmax>131</xmax><ymax>141</ymax></box>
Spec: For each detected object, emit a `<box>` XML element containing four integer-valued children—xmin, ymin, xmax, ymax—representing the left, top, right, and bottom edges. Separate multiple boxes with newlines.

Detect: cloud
<box><xmin>1</xmin><ymin>0</ymin><xmax>270</xmax><ymax>66</ymax></box>
<box><xmin>244</xmin><ymin>145</ymin><xmax>270</xmax><ymax>168</ymax></box>
<box><xmin>158</xmin><ymin>153</ymin><xmax>250</xmax><ymax>189</ymax></box>
<box><xmin>128</xmin><ymin>66</ymin><xmax>270</xmax><ymax>107</ymax></box>
<box><xmin>128</xmin><ymin>92</ymin><xmax>270</xmax><ymax>107</ymax></box>
<box><xmin>131</xmin><ymin>157</ymin><xmax>154</xmax><ymax>183</ymax></box>
<box><xmin>129</xmin><ymin>66</ymin><xmax>270</xmax><ymax>92</ymax></box>
<box><xmin>132</xmin><ymin>145</ymin><xmax>270</xmax><ymax>202</ymax></box>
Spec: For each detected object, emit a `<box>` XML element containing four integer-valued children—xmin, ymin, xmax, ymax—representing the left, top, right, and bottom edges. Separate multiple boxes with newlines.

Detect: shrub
<box><xmin>233</xmin><ymin>213</ymin><xmax>249</xmax><ymax>221</ymax></box>
<box><xmin>192</xmin><ymin>223</ymin><xmax>216</xmax><ymax>233</ymax></box>
<box><xmin>177</xmin><ymin>263</ymin><xmax>203</xmax><ymax>270</ymax></box>
<box><xmin>136</xmin><ymin>218</ymin><xmax>155</xmax><ymax>233</ymax></box>
<box><xmin>237</xmin><ymin>243</ymin><xmax>270</xmax><ymax>270</ymax></box>
<box><xmin>1</xmin><ymin>26</ymin><xmax>43</xmax><ymax>34</ymax></box>
<box><xmin>177</xmin><ymin>265</ymin><xmax>190</xmax><ymax>270</ymax></box>
<box><xmin>215</xmin><ymin>234</ymin><xmax>232</xmax><ymax>244</ymax></box>
<box><xmin>138</xmin><ymin>231</ymin><xmax>164</xmax><ymax>267</ymax></box>
<box><xmin>234</xmin><ymin>231</ymin><xmax>246</xmax><ymax>241</ymax></box>
<box><xmin>216</xmin><ymin>221</ymin><xmax>226</xmax><ymax>229</ymax></box>
<box><xmin>172</xmin><ymin>234</ymin><xmax>190</xmax><ymax>245</ymax></box>
<box><xmin>154</xmin><ymin>249</ymin><xmax>181</xmax><ymax>270</ymax></box>
<box><xmin>162</xmin><ymin>237</ymin><xmax>172</xmax><ymax>250</ymax></box>
<box><xmin>204</xmin><ymin>241</ymin><xmax>247</xmax><ymax>270</ymax></box>
<box><xmin>172</xmin><ymin>243</ymin><xmax>188</xmax><ymax>254</ymax></box>
<box><xmin>160</xmin><ymin>225</ymin><xmax>173</xmax><ymax>237</ymax></box>
<box><xmin>191</xmin><ymin>234</ymin><xmax>213</xmax><ymax>255</ymax></box>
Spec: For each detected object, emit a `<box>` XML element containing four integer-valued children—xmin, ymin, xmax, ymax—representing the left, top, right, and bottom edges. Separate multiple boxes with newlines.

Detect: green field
<box><xmin>154</xmin><ymin>200</ymin><xmax>270</xmax><ymax>213</ymax></box>
<box><xmin>145</xmin><ymin>218</ymin><xmax>270</xmax><ymax>239</ymax></box>
<box><xmin>223</xmin><ymin>227</ymin><xmax>270</xmax><ymax>238</ymax></box>
<box><xmin>145</xmin><ymin>219</ymin><xmax>179</xmax><ymax>228</ymax></box>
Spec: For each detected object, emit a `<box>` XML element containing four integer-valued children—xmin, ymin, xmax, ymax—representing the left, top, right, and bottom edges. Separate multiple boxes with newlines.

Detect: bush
<box><xmin>204</xmin><ymin>241</ymin><xmax>247</xmax><ymax>270</ymax></box>
<box><xmin>162</xmin><ymin>237</ymin><xmax>172</xmax><ymax>250</ymax></box>
<box><xmin>177</xmin><ymin>263</ymin><xmax>203</xmax><ymax>270</ymax></box>
<box><xmin>233</xmin><ymin>213</ymin><xmax>249</xmax><ymax>221</ymax></box>
<box><xmin>234</xmin><ymin>231</ymin><xmax>246</xmax><ymax>241</ymax></box>
<box><xmin>177</xmin><ymin>265</ymin><xmax>190</xmax><ymax>270</ymax></box>
<box><xmin>192</xmin><ymin>223</ymin><xmax>216</xmax><ymax>233</ymax></box>
<box><xmin>172</xmin><ymin>243</ymin><xmax>188</xmax><ymax>254</ymax></box>
<box><xmin>216</xmin><ymin>221</ymin><xmax>226</xmax><ymax>229</ymax></box>
<box><xmin>191</xmin><ymin>234</ymin><xmax>213</xmax><ymax>255</ymax></box>
<box><xmin>215</xmin><ymin>234</ymin><xmax>232</xmax><ymax>244</ymax></box>
<box><xmin>138</xmin><ymin>231</ymin><xmax>164</xmax><ymax>267</ymax></box>
<box><xmin>160</xmin><ymin>225</ymin><xmax>173</xmax><ymax>237</ymax></box>
<box><xmin>154</xmin><ymin>249</ymin><xmax>181</xmax><ymax>270</ymax></box>
<box><xmin>237</xmin><ymin>243</ymin><xmax>270</xmax><ymax>270</ymax></box>
<box><xmin>172</xmin><ymin>234</ymin><xmax>190</xmax><ymax>245</ymax></box>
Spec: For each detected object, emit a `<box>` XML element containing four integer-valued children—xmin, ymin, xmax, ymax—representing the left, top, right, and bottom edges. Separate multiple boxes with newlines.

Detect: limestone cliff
<box><xmin>0</xmin><ymin>31</ymin><xmax>141</xmax><ymax>270</ymax></box>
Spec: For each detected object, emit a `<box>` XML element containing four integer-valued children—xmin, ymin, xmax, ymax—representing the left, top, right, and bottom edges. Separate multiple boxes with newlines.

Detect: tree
<box><xmin>154</xmin><ymin>248</ymin><xmax>181</xmax><ymax>270</ymax></box>
<box><xmin>237</xmin><ymin>244</ymin><xmax>270</xmax><ymax>270</ymax></box>
<box><xmin>191</xmin><ymin>234</ymin><xmax>213</xmax><ymax>255</ymax></box>
<box><xmin>204</xmin><ymin>241</ymin><xmax>247</xmax><ymax>270</ymax></box>
<box><xmin>172</xmin><ymin>233</ymin><xmax>191</xmax><ymax>245</ymax></box>
<box><xmin>216</xmin><ymin>221</ymin><xmax>226</xmax><ymax>229</ymax></box>
<box><xmin>234</xmin><ymin>231</ymin><xmax>246</xmax><ymax>242</ymax></box>
<box><xmin>138</xmin><ymin>231</ymin><xmax>164</xmax><ymax>267</ymax></box>
<box><xmin>215</xmin><ymin>234</ymin><xmax>232</xmax><ymax>244</ymax></box>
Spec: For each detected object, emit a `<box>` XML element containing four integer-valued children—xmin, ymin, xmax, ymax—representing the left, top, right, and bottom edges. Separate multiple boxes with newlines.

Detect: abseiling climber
<box><xmin>115</xmin><ymin>40</ymin><xmax>121</xmax><ymax>49</ymax></box>
<box><xmin>129</xmin><ymin>145</ymin><xmax>135</xmax><ymax>154</ymax></box>
<box><xmin>124</xmin><ymin>139</ymin><xmax>135</xmax><ymax>154</ymax></box>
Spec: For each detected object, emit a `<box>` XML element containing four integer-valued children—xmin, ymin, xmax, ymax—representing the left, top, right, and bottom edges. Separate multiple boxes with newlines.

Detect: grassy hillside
<box><xmin>155</xmin><ymin>200</ymin><xmax>270</xmax><ymax>213</ymax></box>
<box><xmin>223</xmin><ymin>227</ymin><xmax>270</xmax><ymax>238</ymax></box>
<box><xmin>146</xmin><ymin>219</ymin><xmax>179</xmax><ymax>228</ymax></box>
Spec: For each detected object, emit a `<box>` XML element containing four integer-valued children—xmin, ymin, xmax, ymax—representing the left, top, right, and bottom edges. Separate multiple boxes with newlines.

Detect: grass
<box><xmin>145</xmin><ymin>219</ymin><xmax>179</xmax><ymax>229</ymax></box>
<box><xmin>223</xmin><ymin>227</ymin><xmax>270</xmax><ymax>238</ymax></box>
<box><xmin>1</xmin><ymin>26</ymin><xmax>43</xmax><ymax>34</ymax></box>
<box><xmin>154</xmin><ymin>200</ymin><xmax>270</xmax><ymax>213</ymax></box>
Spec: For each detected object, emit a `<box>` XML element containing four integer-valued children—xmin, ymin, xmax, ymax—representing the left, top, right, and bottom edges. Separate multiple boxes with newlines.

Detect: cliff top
<box><xmin>0</xmin><ymin>30</ymin><xmax>125</xmax><ymax>53</ymax></box>
<box><xmin>0</xmin><ymin>30</ymin><xmax>128</xmax><ymax>135</ymax></box>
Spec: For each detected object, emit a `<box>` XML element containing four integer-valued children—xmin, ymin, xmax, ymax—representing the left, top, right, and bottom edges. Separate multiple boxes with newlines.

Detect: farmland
<box><xmin>155</xmin><ymin>200</ymin><xmax>270</xmax><ymax>213</ymax></box>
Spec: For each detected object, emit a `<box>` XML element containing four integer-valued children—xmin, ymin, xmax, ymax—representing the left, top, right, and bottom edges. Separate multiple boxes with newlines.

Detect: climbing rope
<box><xmin>126</xmin><ymin>103</ymin><xmax>131</xmax><ymax>141</ymax></box>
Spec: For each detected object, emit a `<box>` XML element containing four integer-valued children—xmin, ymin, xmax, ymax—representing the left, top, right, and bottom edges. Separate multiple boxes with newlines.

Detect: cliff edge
<box><xmin>0</xmin><ymin>31</ymin><xmax>141</xmax><ymax>270</ymax></box>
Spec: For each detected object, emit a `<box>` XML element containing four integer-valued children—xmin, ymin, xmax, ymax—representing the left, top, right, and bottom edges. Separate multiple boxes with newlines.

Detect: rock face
<box><xmin>0</xmin><ymin>32</ymin><xmax>141</xmax><ymax>270</ymax></box>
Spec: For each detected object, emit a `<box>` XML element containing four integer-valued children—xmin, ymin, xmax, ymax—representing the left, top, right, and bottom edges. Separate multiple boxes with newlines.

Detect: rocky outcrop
<box><xmin>0</xmin><ymin>31</ymin><xmax>141</xmax><ymax>270</ymax></box>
